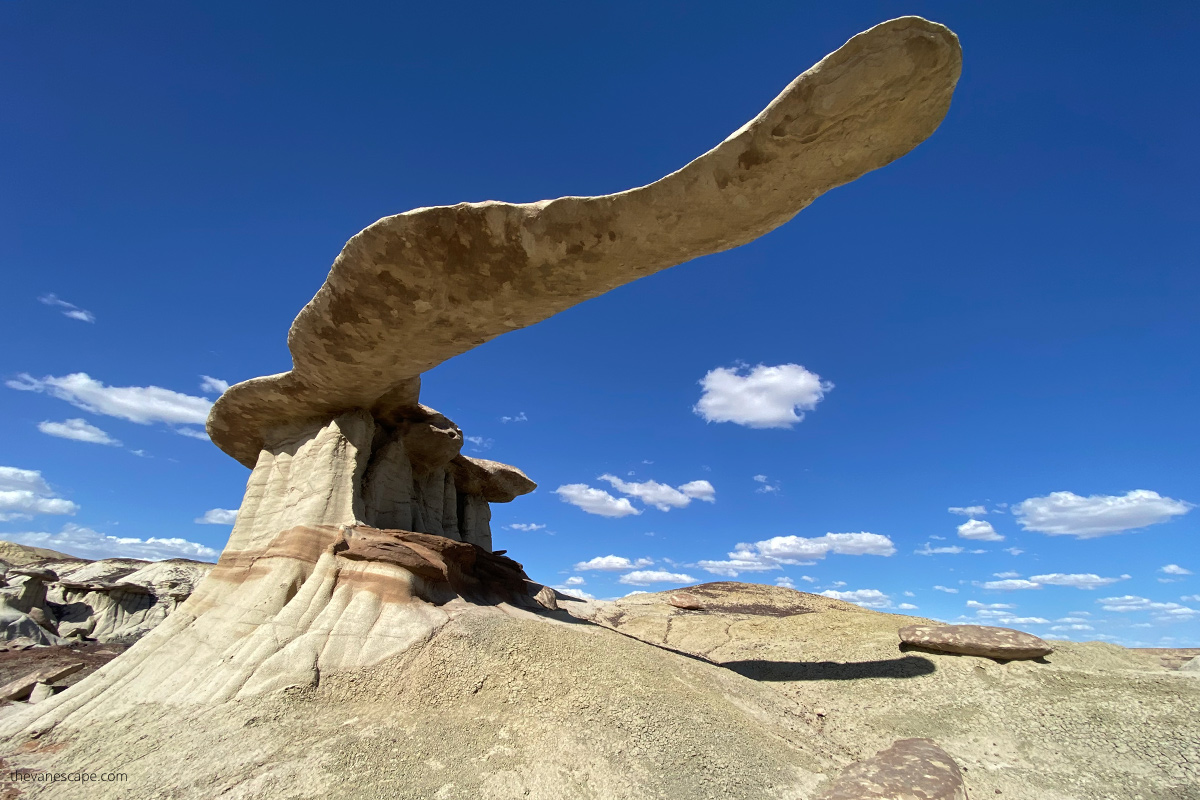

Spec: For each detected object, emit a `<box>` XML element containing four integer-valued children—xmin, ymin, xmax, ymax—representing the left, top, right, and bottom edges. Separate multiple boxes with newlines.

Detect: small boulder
<box><xmin>817</xmin><ymin>738</ymin><xmax>966</xmax><ymax>800</ymax></box>
<box><xmin>900</xmin><ymin>623</ymin><xmax>1053</xmax><ymax>660</ymax></box>
<box><xmin>668</xmin><ymin>592</ymin><xmax>704</xmax><ymax>610</ymax></box>
<box><xmin>27</xmin><ymin>681</ymin><xmax>54</xmax><ymax>704</ymax></box>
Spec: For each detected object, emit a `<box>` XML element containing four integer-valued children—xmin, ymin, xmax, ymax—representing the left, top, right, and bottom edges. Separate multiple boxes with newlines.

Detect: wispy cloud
<box><xmin>504</xmin><ymin>523</ymin><xmax>546</xmax><ymax>532</ymax></box>
<box><xmin>753</xmin><ymin>474</ymin><xmax>781</xmax><ymax>494</ymax></box>
<box><xmin>819</xmin><ymin>588</ymin><xmax>892</xmax><ymax>609</ymax></box>
<box><xmin>618</xmin><ymin>569</ymin><xmax>697</xmax><ymax>586</ymax></box>
<box><xmin>38</xmin><ymin>293</ymin><xmax>95</xmax><ymax>323</ymax></box>
<box><xmin>500</xmin><ymin>412</ymin><xmax>528</xmax><ymax>423</ymax></box>
<box><xmin>698</xmin><ymin>532</ymin><xmax>894</xmax><ymax>577</ymax></box>
<box><xmin>7</xmin><ymin>372</ymin><xmax>212</xmax><ymax>438</ymax></box>
<box><xmin>3</xmin><ymin>523</ymin><xmax>218</xmax><ymax>561</ymax></box>
<box><xmin>693</xmin><ymin>363</ymin><xmax>832</xmax><ymax>428</ymax></box>
<box><xmin>37</xmin><ymin>418</ymin><xmax>121</xmax><ymax>446</ymax></box>
<box><xmin>199</xmin><ymin>376</ymin><xmax>230</xmax><ymax>394</ymax></box>
<box><xmin>948</xmin><ymin>505</ymin><xmax>987</xmax><ymax>516</ymax></box>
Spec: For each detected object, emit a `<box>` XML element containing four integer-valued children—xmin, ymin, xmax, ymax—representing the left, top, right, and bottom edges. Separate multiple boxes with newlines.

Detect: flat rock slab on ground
<box><xmin>817</xmin><ymin>738</ymin><xmax>967</xmax><ymax>800</ymax></box>
<box><xmin>899</xmin><ymin>623</ymin><xmax>1053</xmax><ymax>660</ymax></box>
<box><xmin>0</xmin><ymin>662</ymin><xmax>85</xmax><ymax>701</ymax></box>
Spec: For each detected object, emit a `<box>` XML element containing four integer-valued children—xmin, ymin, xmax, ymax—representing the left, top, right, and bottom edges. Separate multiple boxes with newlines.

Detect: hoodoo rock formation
<box><xmin>1</xmin><ymin>18</ymin><xmax>977</xmax><ymax>799</ymax></box>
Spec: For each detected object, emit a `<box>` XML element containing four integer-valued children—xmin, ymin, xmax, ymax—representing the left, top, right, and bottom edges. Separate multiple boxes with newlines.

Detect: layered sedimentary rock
<box><xmin>0</xmin><ymin>553</ymin><xmax>213</xmax><ymax>648</ymax></box>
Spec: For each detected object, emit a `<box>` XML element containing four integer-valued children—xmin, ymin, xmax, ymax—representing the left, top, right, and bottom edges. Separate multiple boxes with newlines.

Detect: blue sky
<box><xmin>2</xmin><ymin>1</ymin><xmax>1197</xmax><ymax>647</ymax></box>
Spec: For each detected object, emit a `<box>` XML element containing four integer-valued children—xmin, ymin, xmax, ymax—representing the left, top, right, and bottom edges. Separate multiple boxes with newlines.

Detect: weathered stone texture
<box><xmin>900</xmin><ymin>623</ymin><xmax>1054</xmax><ymax>660</ymax></box>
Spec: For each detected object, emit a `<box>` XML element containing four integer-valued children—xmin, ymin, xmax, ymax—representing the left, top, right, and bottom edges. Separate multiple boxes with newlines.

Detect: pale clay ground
<box><xmin>2</xmin><ymin>583</ymin><xmax>1197</xmax><ymax>800</ymax></box>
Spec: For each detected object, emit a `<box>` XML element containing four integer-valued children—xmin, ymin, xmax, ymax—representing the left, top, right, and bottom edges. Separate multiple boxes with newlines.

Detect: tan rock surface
<box><xmin>898</xmin><ymin>623</ymin><xmax>1054</xmax><ymax>661</ymax></box>
<box><xmin>816</xmin><ymin>738</ymin><xmax>966</xmax><ymax>800</ymax></box>
<box><xmin>206</xmin><ymin>16</ymin><xmax>962</xmax><ymax>467</ymax></box>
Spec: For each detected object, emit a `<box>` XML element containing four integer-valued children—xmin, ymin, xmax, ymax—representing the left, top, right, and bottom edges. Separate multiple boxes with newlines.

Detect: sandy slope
<box><xmin>2</xmin><ymin>583</ymin><xmax>1197</xmax><ymax>799</ymax></box>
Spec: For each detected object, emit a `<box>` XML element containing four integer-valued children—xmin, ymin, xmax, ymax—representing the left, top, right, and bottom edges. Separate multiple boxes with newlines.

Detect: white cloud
<box><xmin>500</xmin><ymin>412</ymin><xmax>528</xmax><ymax>423</ymax></box>
<box><xmin>556</xmin><ymin>587</ymin><xmax>595</xmax><ymax>601</ymax></box>
<box><xmin>563</xmin><ymin>576</ymin><xmax>585</xmax><ymax>586</ymax></box>
<box><xmin>4</xmin><ymin>523</ymin><xmax>218</xmax><ymax>561</ymax></box>
<box><xmin>896</xmin><ymin>602</ymin><xmax>918</xmax><ymax>610</ymax></box>
<box><xmin>574</xmin><ymin>555</ymin><xmax>654</xmax><ymax>571</ymax></box>
<box><xmin>995</xmin><ymin>616</ymin><xmax>1049</xmax><ymax>625</ymax></box>
<box><xmin>504</xmin><ymin>523</ymin><xmax>546</xmax><ymax>532</ymax></box>
<box><xmin>598</xmin><ymin>474</ymin><xmax>715</xmax><ymax>511</ymax></box>
<box><xmin>993</xmin><ymin>571</ymin><xmax>1020</xmax><ymax>579</ymax></box>
<box><xmin>195</xmin><ymin>508</ymin><xmax>238</xmax><ymax>525</ymax></box>
<box><xmin>1161</xmin><ymin>564</ymin><xmax>1192</xmax><ymax>576</ymax></box>
<box><xmin>819</xmin><ymin>588</ymin><xmax>892</xmax><ymax>609</ymax></box>
<box><xmin>619</xmin><ymin>570</ymin><xmax>697</xmax><ymax>586</ymax></box>
<box><xmin>700</xmin><ymin>532</ymin><xmax>894</xmax><ymax>577</ymax></box>
<box><xmin>175</xmin><ymin>427</ymin><xmax>210</xmax><ymax>441</ymax></box>
<box><xmin>957</xmin><ymin>519</ymin><xmax>1003</xmax><ymax>542</ymax></box>
<box><xmin>802</xmin><ymin>576</ymin><xmax>817</xmax><ymax>583</ymax></box>
<box><xmin>1056</xmin><ymin>617</ymin><xmax>1090</xmax><ymax>623</ymax></box>
<box><xmin>0</xmin><ymin>466</ymin><xmax>79</xmax><ymax>522</ymax></box>
<box><xmin>1182</xmin><ymin>595</ymin><xmax>1200</xmax><ymax>603</ymax></box>
<box><xmin>464</xmin><ymin>435</ymin><xmax>493</xmax><ymax>451</ymax></box>
<box><xmin>555</xmin><ymin>484</ymin><xmax>641</xmax><ymax>517</ymax></box>
<box><xmin>37</xmin><ymin>418</ymin><xmax>121</xmax><ymax>446</ymax></box>
<box><xmin>982</xmin><ymin>579</ymin><xmax>1041</xmax><ymax>590</ymax></box>
<box><xmin>932</xmin><ymin>585</ymin><xmax>959</xmax><ymax>594</ymax></box>
<box><xmin>967</xmin><ymin>600</ymin><xmax>1015</xmax><ymax>609</ymax></box>
<box><xmin>1013</xmin><ymin>490</ymin><xmax>1192</xmax><ymax>538</ymax></box>
<box><xmin>7</xmin><ymin>373</ymin><xmax>213</xmax><ymax>434</ymax></box>
<box><xmin>38</xmin><ymin>293</ymin><xmax>95</xmax><ymax>323</ymax></box>
<box><xmin>199</xmin><ymin>376</ymin><xmax>230</xmax><ymax>394</ymax></box>
<box><xmin>948</xmin><ymin>506</ymin><xmax>987</xmax><ymax>516</ymax></box>
<box><xmin>1051</xmin><ymin>624</ymin><xmax>1094</xmax><ymax>632</ymax></box>
<box><xmin>1028</xmin><ymin>572</ymin><xmax>1129</xmax><ymax>590</ymax></box>
<box><xmin>774</xmin><ymin>576</ymin><xmax>796</xmax><ymax>589</ymax></box>
<box><xmin>1003</xmin><ymin>547</ymin><xmax>1024</xmax><ymax>556</ymax></box>
<box><xmin>915</xmin><ymin>542</ymin><xmax>965</xmax><ymax>555</ymax></box>
<box><xmin>1098</xmin><ymin>595</ymin><xmax>1197</xmax><ymax>614</ymax></box>
<box><xmin>693</xmin><ymin>363</ymin><xmax>832</xmax><ymax>428</ymax></box>
<box><xmin>753</xmin><ymin>474</ymin><xmax>780</xmax><ymax>494</ymax></box>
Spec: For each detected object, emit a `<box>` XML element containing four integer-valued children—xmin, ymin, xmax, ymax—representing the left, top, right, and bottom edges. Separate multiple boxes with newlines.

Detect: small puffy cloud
<box><xmin>948</xmin><ymin>506</ymin><xmax>987</xmax><ymax>516</ymax></box>
<box><xmin>500</xmin><ymin>412</ymin><xmax>528</xmax><ymax>423</ymax></box>
<box><xmin>555</xmin><ymin>484</ymin><xmax>641</xmax><ymax>517</ymax></box>
<box><xmin>0</xmin><ymin>466</ymin><xmax>79</xmax><ymax>521</ymax></box>
<box><xmin>693</xmin><ymin>363</ymin><xmax>832</xmax><ymax>429</ymax></box>
<box><xmin>7</xmin><ymin>373</ymin><xmax>212</xmax><ymax>433</ymax></box>
<box><xmin>1003</xmin><ymin>547</ymin><xmax>1024</xmax><ymax>556</ymax></box>
<box><xmin>574</xmin><ymin>555</ymin><xmax>654</xmax><ymax>571</ymax></box>
<box><xmin>1051</xmin><ymin>623</ymin><xmax>1094</xmax><ymax>632</ymax></box>
<box><xmin>774</xmin><ymin>576</ymin><xmax>796</xmax><ymax>589</ymax></box>
<box><xmin>195</xmin><ymin>508</ymin><xmax>238</xmax><ymax>525</ymax></box>
<box><xmin>982</xmin><ymin>579</ymin><xmax>1041</xmax><ymax>590</ymax></box>
<box><xmin>39</xmin><ymin>293</ymin><xmax>95</xmax><ymax>323</ymax></box>
<box><xmin>957</xmin><ymin>519</ymin><xmax>1003</xmax><ymax>542</ymax></box>
<box><xmin>915</xmin><ymin>543</ymin><xmax>965</xmax><ymax>556</ymax></box>
<box><xmin>819</xmin><ymin>588</ymin><xmax>892</xmax><ymax>609</ymax></box>
<box><xmin>1013</xmin><ymin>490</ymin><xmax>1192</xmax><ymax>538</ymax></box>
<box><xmin>556</xmin><ymin>587</ymin><xmax>595</xmax><ymax>601</ymax></box>
<box><xmin>464</xmin><ymin>435</ymin><xmax>493</xmax><ymax>451</ymax></box>
<box><xmin>1028</xmin><ymin>573</ymin><xmax>1129</xmax><ymax>590</ymax></box>
<box><xmin>802</xmin><ymin>576</ymin><xmax>817</xmax><ymax>583</ymax></box>
<box><xmin>1160</xmin><ymin>564</ymin><xmax>1192</xmax><ymax>576</ymax></box>
<box><xmin>933</xmin><ymin>585</ymin><xmax>959</xmax><ymax>594</ymax></box>
<box><xmin>4</xmin><ymin>523</ymin><xmax>218</xmax><ymax>561</ymax></box>
<box><xmin>199</xmin><ymin>376</ymin><xmax>230</xmax><ymax>395</ymax></box>
<box><xmin>967</xmin><ymin>600</ymin><xmax>1015</xmax><ymax>609</ymax></box>
<box><xmin>598</xmin><ymin>474</ymin><xmax>715</xmax><ymax>511</ymax></box>
<box><xmin>563</xmin><ymin>576</ymin><xmax>585</xmax><ymax>586</ymax></box>
<box><xmin>504</xmin><ymin>523</ymin><xmax>546</xmax><ymax>532</ymax></box>
<box><xmin>37</xmin><ymin>418</ymin><xmax>121</xmax><ymax>446</ymax></box>
<box><xmin>993</xmin><ymin>571</ymin><xmax>1020</xmax><ymax>579</ymax></box>
<box><xmin>619</xmin><ymin>570</ymin><xmax>696</xmax><ymax>586</ymax></box>
<box><xmin>1056</xmin><ymin>617</ymin><xmax>1090</xmax><ymax>623</ymax></box>
<box><xmin>896</xmin><ymin>602</ymin><xmax>918</xmax><ymax>610</ymax></box>
<box><xmin>995</xmin><ymin>616</ymin><xmax>1049</xmax><ymax>625</ymax></box>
